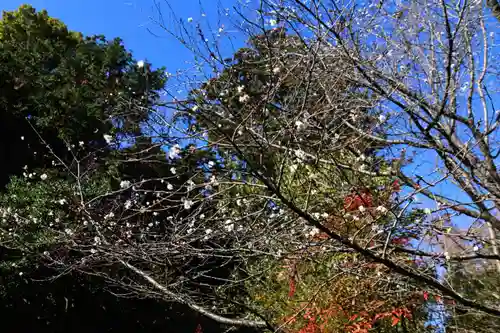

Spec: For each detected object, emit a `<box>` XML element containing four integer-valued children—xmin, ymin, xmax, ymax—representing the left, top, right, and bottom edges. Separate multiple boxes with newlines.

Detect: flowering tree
<box><xmin>148</xmin><ymin>0</ymin><xmax>500</xmax><ymax>330</ymax></box>
<box><xmin>235</xmin><ymin>0</ymin><xmax>500</xmax><ymax>330</ymax></box>
<box><xmin>3</xmin><ymin>1</ymin><xmax>500</xmax><ymax>332</ymax></box>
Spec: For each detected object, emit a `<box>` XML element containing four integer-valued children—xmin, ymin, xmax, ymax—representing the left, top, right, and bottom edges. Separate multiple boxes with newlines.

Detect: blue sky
<box><xmin>0</xmin><ymin>0</ymin><xmax>239</xmax><ymax>73</ymax></box>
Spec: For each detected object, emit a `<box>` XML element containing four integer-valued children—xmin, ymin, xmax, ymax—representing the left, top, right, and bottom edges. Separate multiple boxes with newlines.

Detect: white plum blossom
<box><xmin>124</xmin><ymin>200</ymin><xmax>132</xmax><ymax>209</ymax></box>
<box><xmin>289</xmin><ymin>164</ymin><xmax>298</xmax><ymax>173</ymax></box>
<box><xmin>224</xmin><ymin>219</ymin><xmax>235</xmax><ymax>232</ymax></box>
<box><xmin>237</xmin><ymin>85</ymin><xmax>245</xmax><ymax>93</ymax></box>
<box><xmin>295</xmin><ymin>120</ymin><xmax>306</xmax><ymax>131</ymax></box>
<box><xmin>120</xmin><ymin>180</ymin><xmax>131</xmax><ymax>189</ymax></box>
<box><xmin>137</xmin><ymin>60</ymin><xmax>145</xmax><ymax>68</ymax></box>
<box><xmin>272</xmin><ymin>67</ymin><xmax>280</xmax><ymax>74</ymax></box>
<box><xmin>294</xmin><ymin>149</ymin><xmax>307</xmax><ymax>161</ymax></box>
<box><xmin>378</xmin><ymin>114</ymin><xmax>387</xmax><ymax>123</ymax></box>
<box><xmin>308</xmin><ymin>227</ymin><xmax>320</xmax><ymax>237</ymax></box>
<box><xmin>473</xmin><ymin>245</ymin><xmax>479</xmax><ymax>252</ymax></box>
<box><xmin>187</xmin><ymin>17</ymin><xmax>193</xmax><ymax>23</ymax></box>
<box><xmin>103</xmin><ymin>134</ymin><xmax>113</xmax><ymax>144</ymax></box>
<box><xmin>170</xmin><ymin>167</ymin><xmax>177</xmax><ymax>175</ymax></box>
<box><xmin>167</xmin><ymin>183</ymin><xmax>174</xmax><ymax>191</ymax></box>
<box><xmin>376</xmin><ymin>206</ymin><xmax>388</xmax><ymax>214</ymax></box>
<box><xmin>64</xmin><ymin>228</ymin><xmax>74</xmax><ymax>236</ymax></box>
<box><xmin>104</xmin><ymin>212</ymin><xmax>115</xmax><ymax>220</ymax></box>
<box><xmin>239</xmin><ymin>94</ymin><xmax>250</xmax><ymax>103</ymax></box>
<box><xmin>208</xmin><ymin>160</ymin><xmax>215</xmax><ymax>168</ymax></box>
<box><xmin>58</xmin><ymin>199</ymin><xmax>67</xmax><ymax>205</ymax></box>
<box><xmin>269</xmin><ymin>19</ymin><xmax>277</xmax><ymax>26</ymax></box>
<box><xmin>424</xmin><ymin>208</ymin><xmax>432</xmax><ymax>215</ymax></box>
<box><xmin>444</xmin><ymin>252</ymin><xmax>451</xmax><ymax>260</ymax></box>
<box><xmin>40</xmin><ymin>174</ymin><xmax>48</xmax><ymax>180</ymax></box>
<box><xmin>183</xmin><ymin>199</ymin><xmax>193</xmax><ymax>210</ymax></box>
<box><xmin>358</xmin><ymin>205</ymin><xmax>365</xmax><ymax>212</ymax></box>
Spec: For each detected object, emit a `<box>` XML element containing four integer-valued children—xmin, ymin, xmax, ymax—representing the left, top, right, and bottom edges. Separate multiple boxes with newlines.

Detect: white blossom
<box><xmin>40</xmin><ymin>174</ymin><xmax>48</xmax><ymax>181</ymax></box>
<box><xmin>183</xmin><ymin>199</ymin><xmax>193</xmax><ymax>210</ymax></box>
<box><xmin>237</xmin><ymin>85</ymin><xmax>245</xmax><ymax>93</ymax></box>
<box><xmin>124</xmin><ymin>200</ymin><xmax>133</xmax><ymax>209</ymax></box>
<box><xmin>187</xmin><ymin>17</ymin><xmax>193</xmax><ymax>23</ymax></box>
<box><xmin>473</xmin><ymin>245</ymin><xmax>479</xmax><ymax>252</ymax></box>
<box><xmin>376</xmin><ymin>206</ymin><xmax>388</xmax><ymax>214</ymax></box>
<box><xmin>269</xmin><ymin>19</ymin><xmax>277</xmax><ymax>26</ymax></box>
<box><xmin>104</xmin><ymin>212</ymin><xmax>115</xmax><ymax>220</ymax></box>
<box><xmin>137</xmin><ymin>60</ymin><xmax>145</xmax><ymax>68</ymax></box>
<box><xmin>170</xmin><ymin>167</ymin><xmax>177</xmax><ymax>175</ymax></box>
<box><xmin>224</xmin><ymin>219</ymin><xmax>234</xmax><ymax>232</ymax></box>
<box><xmin>295</xmin><ymin>120</ymin><xmax>306</xmax><ymax>131</ymax></box>
<box><xmin>187</xmin><ymin>179</ymin><xmax>196</xmax><ymax>191</ymax></box>
<box><xmin>272</xmin><ymin>67</ymin><xmax>280</xmax><ymax>74</ymax></box>
<box><xmin>424</xmin><ymin>208</ymin><xmax>432</xmax><ymax>215</ymax></box>
<box><xmin>58</xmin><ymin>199</ymin><xmax>67</xmax><ymax>205</ymax></box>
<box><xmin>294</xmin><ymin>149</ymin><xmax>307</xmax><ymax>161</ymax></box>
<box><xmin>358</xmin><ymin>205</ymin><xmax>366</xmax><ymax>212</ymax></box>
<box><xmin>239</xmin><ymin>94</ymin><xmax>250</xmax><ymax>103</ymax></box>
<box><xmin>309</xmin><ymin>227</ymin><xmax>320</xmax><ymax>237</ymax></box>
<box><xmin>120</xmin><ymin>180</ymin><xmax>131</xmax><ymax>189</ymax></box>
<box><xmin>167</xmin><ymin>183</ymin><xmax>174</xmax><ymax>191</ymax></box>
<box><xmin>103</xmin><ymin>134</ymin><xmax>113</xmax><ymax>144</ymax></box>
<box><xmin>378</xmin><ymin>114</ymin><xmax>387</xmax><ymax>123</ymax></box>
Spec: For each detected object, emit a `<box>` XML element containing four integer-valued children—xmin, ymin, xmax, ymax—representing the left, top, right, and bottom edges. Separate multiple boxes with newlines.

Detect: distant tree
<box><xmin>0</xmin><ymin>4</ymin><xmax>165</xmax><ymax>188</ymax></box>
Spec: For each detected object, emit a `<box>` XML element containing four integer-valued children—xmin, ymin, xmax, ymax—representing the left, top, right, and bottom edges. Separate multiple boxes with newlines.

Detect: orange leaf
<box><xmin>391</xmin><ymin>316</ymin><xmax>400</xmax><ymax>327</ymax></box>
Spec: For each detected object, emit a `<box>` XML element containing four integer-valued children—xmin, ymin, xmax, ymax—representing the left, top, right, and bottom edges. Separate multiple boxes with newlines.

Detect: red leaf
<box><xmin>423</xmin><ymin>291</ymin><xmax>429</xmax><ymax>301</ymax></box>
<box><xmin>392</xmin><ymin>180</ymin><xmax>401</xmax><ymax>192</ymax></box>
<box><xmin>391</xmin><ymin>316</ymin><xmax>400</xmax><ymax>327</ymax></box>
<box><xmin>288</xmin><ymin>277</ymin><xmax>296</xmax><ymax>298</ymax></box>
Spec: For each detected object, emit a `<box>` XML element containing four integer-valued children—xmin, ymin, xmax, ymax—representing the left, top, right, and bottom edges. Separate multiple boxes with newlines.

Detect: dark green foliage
<box><xmin>0</xmin><ymin>5</ymin><xmax>166</xmax><ymax>188</ymax></box>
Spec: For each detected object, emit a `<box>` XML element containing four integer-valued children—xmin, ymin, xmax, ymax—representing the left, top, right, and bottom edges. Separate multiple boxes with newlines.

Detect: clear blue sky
<box><xmin>0</xmin><ymin>0</ymin><xmax>240</xmax><ymax>73</ymax></box>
